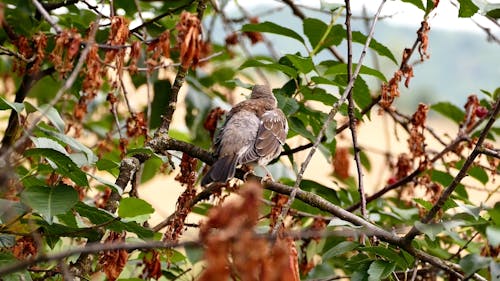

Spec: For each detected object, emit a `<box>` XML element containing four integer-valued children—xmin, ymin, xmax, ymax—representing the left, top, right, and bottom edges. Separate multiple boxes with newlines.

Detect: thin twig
<box><xmin>0</xmin><ymin>240</ymin><xmax>199</xmax><ymax>276</ymax></box>
<box><xmin>344</xmin><ymin>0</ymin><xmax>366</xmax><ymax>221</ymax></box>
<box><xmin>272</xmin><ymin>0</ymin><xmax>387</xmax><ymax>235</ymax></box>
<box><xmin>31</xmin><ymin>0</ymin><xmax>62</xmax><ymax>33</ymax></box>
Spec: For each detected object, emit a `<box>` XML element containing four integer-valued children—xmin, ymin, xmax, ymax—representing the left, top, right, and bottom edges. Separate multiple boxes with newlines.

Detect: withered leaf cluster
<box><xmin>198</xmin><ymin>182</ymin><xmax>299</xmax><ymax>281</ymax></box>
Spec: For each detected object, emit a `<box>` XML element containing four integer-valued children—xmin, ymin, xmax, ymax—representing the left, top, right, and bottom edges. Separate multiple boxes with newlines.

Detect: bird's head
<box><xmin>250</xmin><ymin>85</ymin><xmax>277</xmax><ymax>105</ymax></box>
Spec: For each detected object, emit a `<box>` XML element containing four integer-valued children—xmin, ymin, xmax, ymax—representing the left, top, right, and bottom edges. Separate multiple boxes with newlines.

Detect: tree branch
<box><xmin>273</xmin><ymin>0</ymin><xmax>387</xmax><ymax>235</ymax></box>
<box><xmin>404</xmin><ymin>97</ymin><xmax>500</xmax><ymax>241</ymax></box>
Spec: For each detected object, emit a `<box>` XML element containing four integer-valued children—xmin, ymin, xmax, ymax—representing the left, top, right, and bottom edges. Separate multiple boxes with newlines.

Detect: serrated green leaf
<box><xmin>460</xmin><ymin>254</ymin><xmax>491</xmax><ymax>276</ymax></box>
<box><xmin>301</xmin><ymin>86</ymin><xmax>338</xmax><ymax>105</ymax></box>
<box><xmin>413</xmin><ymin>198</ymin><xmax>433</xmax><ymax>211</ymax></box>
<box><xmin>284</xmin><ymin>54</ymin><xmax>314</xmax><ymax>74</ymax></box>
<box><xmin>74</xmin><ymin>202</ymin><xmax>154</xmax><ymax>238</ymax></box>
<box><xmin>38</xmin><ymin>104</ymin><xmax>65</xmax><ymax>133</ymax></box>
<box><xmin>242</xmin><ymin>21</ymin><xmax>305</xmax><ymax>44</ymax></box>
<box><xmin>0</xmin><ymin>252</ymin><xmax>33</xmax><ymax>281</ymax></box>
<box><xmin>401</xmin><ymin>0</ymin><xmax>425</xmax><ymax>10</ymax></box>
<box><xmin>368</xmin><ymin>260</ymin><xmax>396</xmax><ymax>281</ymax></box>
<box><xmin>0</xmin><ymin>96</ymin><xmax>24</xmax><ymax>112</ymax></box>
<box><xmin>20</xmin><ymin>185</ymin><xmax>79</xmax><ymax>224</ymax></box>
<box><xmin>303</xmin><ymin>18</ymin><xmax>343</xmax><ymax>53</ymax></box>
<box><xmin>275</xmin><ymin>93</ymin><xmax>299</xmax><ymax>116</ymax></box>
<box><xmin>362</xmin><ymin>247</ymin><xmax>411</xmax><ymax>269</ymax></box>
<box><xmin>468</xmin><ymin>166</ymin><xmax>489</xmax><ymax>185</ymax></box>
<box><xmin>87</xmin><ymin>173</ymin><xmax>123</xmax><ymax>194</ymax></box>
<box><xmin>430</xmin><ymin>169</ymin><xmax>453</xmax><ymax>186</ymax></box>
<box><xmin>118</xmin><ymin>197</ymin><xmax>154</xmax><ymax>218</ymax></box>
<box><xmin>431</xmin><ymin>102</ymin><xmax>465</xmax><ymax>124</ymax></box>
<box><xmin>352</xmin><ymin>30</ymin><xmax>397</xmax><ymax>64</ymax></box>
<box><xmin>325</xmin><ymin>63</ymin><xmax>387</xmax><ymax>82</ymax></box>
<box><xmin>414</xmin><ymin>221</ymin><xmax>444</xmax><ymax>241</ymax></box>
<box><xmin>458</xmin><ymin>0</ymin><xmax>479</xmax><ymax>17</ymax></box>
<box><xmin>240</xmin><ymin>59</ymin><xmax>297</xmax><ymax>77</ymax></box>
<box><xmin>486</xmin><ymin>8</ymin><xmax>500</xmax><ymax>19</ymax></box>
<box><xmin>353</xmin><ymin>76</ymin><xmax>372</xmax><ymax>110</ymax></box>
<box><xmin>323</xmin><ymin>241</ymin><xmax>359</xmax><ymax>260</ymax></box>
<box><xmin>38</xmin><ymin>126</ymin><xmax>97</xmax><ymax>165</ymax></box>
<box><xmin>288</xmin><ymin>116</ymin><xmax>315</xmax><ymax>141</ymax></box>
<box><xmin>24</xmin><ymin>148</ymin><xmax>89</xmax><ymax>186</ymax></box>
<box><xmin>96</xmin><ymin>158</ymin><xmax>120</xmax><ymax>171</ymax></box>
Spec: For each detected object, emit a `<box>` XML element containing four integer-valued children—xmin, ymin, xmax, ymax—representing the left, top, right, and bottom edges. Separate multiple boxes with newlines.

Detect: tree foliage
<box><xmin>0</xmin><ymin>0</ymin><xmax>498</xmax><ymax>280</ymax></box>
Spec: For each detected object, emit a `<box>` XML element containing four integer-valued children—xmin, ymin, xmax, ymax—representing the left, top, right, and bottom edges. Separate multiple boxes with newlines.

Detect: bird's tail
<box><xmin>201</xmin><ymin>155</ymin><xmax>238</xmax><ymax>186</ymax></box>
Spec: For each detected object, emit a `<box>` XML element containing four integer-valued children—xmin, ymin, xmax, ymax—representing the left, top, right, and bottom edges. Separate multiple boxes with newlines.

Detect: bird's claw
<box><xmin>243</xmin><ymin>170</ymin><xmax>256</xmax><ymax>182</ymax></box>
<box><xmin>260</xmin><ymin>173</ymin><xmax>274</xmax><ymax>185</ymax></box>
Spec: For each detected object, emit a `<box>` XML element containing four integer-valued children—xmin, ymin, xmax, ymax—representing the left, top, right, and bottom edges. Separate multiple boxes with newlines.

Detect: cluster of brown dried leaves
<box><xmin>99</xmin><ymin>231</ymin><xmax>128</xmax><ymax>281</ymax></box>
<box><xmin>380</xmin><ymin>19</ymin><xmax>432</xmax><ymax>110</ymax></box>
<box><xmin>198</xmin><ymin>181</ymin><xmax>299</xmax><ymax>281</ymax></box>
<box><xmin>163</xmin><ymin>153</ymin><xmax>198</xmax><ymax>243</ymax></box>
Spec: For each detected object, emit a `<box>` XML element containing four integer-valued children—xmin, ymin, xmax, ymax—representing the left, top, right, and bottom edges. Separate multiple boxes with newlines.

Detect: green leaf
<box><xmin>486</xmin><ymin>9</ymin><xmax>500</xmax><ymax>19</ymax></box>
<box><xmin>38</xmin><ymin>104</ymin><xmax>65</xmax><ymax>133</ymax></box>
<box><xmin>323</xmin><ymin>241</ymin><xmax>359</xmax><ymax>260</ymax></box>
<box><xmin>352</xmin><ymin>30</ymin><xmax>397</xmax><ymax>64</ymax></box>
<box><xmin>0</xmin><ymin>96</ymin><xmax>24</xmax><ymax>112</ymax></box>
<box><xmin>458</xmin><ymin>0</ymin><xmax>479</xmax><ymax>17</ymax></box>
<box><xmin>241</xmin><ymin>21</ymin><xmax>305</xmax><ymax>44</ymax></box>
<box><xmin>38</xmin><ymin>126</ymin><xmax>97</xmax><ymax>165</ymax></box>
<box><xmin>353</xmin><ymin>76</ymin><xmax>372</xmax><ymax>110</ymax></box>
<box><xmin>20</xmin><ymin>185</ymin><xmax>79</xmax><ymax>224</ymax></box>
<box><xmin>368</xmin><ymin>260</ymin><xmax>396</xmax><ymax>281</ymax></box>
<box><xmin>303</xmin><ymin>18</ymin><xmax>343</xmax><ymax>52</ymax></box>
<box><xmin>486</xmin><ymin>226</ymin><xmax>500</xmax><ymax>247</ymax></box>
<box><xmin>74</xmin><ymin>202</ymin><xmax>154</xmax><ymax>238</ymax></box>
<box><xmin>24</xmin><ymin>148</ymin><xmax>89</xmax><ymax>187</ymax></box>
<box><xmin>87</xmin><ymin>173</ymin><xmax>123</xmax><ymax>194</ymax></box>
<box><xmin>288</xmin><ymin>116</ymin><xmax>315</xmax><ymax>141</ymax></box>
<box><xmin>468</xmin><ymin>166</ymin><xmax>489</xmax><ymax>185</ymax></box>
<box><xmin>431</xmin><ymin>102</ymin><xmax>465</xmax><ymax>124</ymax></box>
<box><xmin>301</xmin><ymin>86</ymin><xmax>338</xmax><ymax>106</ymax></box>
<box><xmin>414</xmin><ymin>221</ymin><xmax>444</xmax><ymax>241</ymax></box>
<box><xmin>96</xmin><ymin>158</ymin><xmax>120</xmax><ymax>171</ymax></box>
<box><xmin>0</xmin><ymin>252</ymin><xmax>33</xmax><ymax>281</ymax></box>
<box><xmin>362</xmin><ymin>246</ymin><xmax>412</xmax><ymax>269</ymax></box>
<box><xmin>151</xmin><ymin>80</ymin><xmax>171</xmax><ymax>129</ymax></box>
<box><xmin>240</xmin><ymin>59</ymin><xmax>297</xmax><ymax>77</ymax></box>
<box><xmin>489</xmin><ymin>203</ymin><xmax>500</xmax><ymax>225</ymax></box>
<box><xmin>459</xmin><ymin>254</ymin><xmax>491</xmax><ymax>276</ymax></box>
<box><xmin>413</xmin><ymin>198</ymin><xmax>433</xmax><ymax>211</ymax></box>
<box><xmin>431</xmin><ymin>169</ymin><xmax>453</xmax><ymax>186</ymax></box>
<box><xmin>118</xmin><ymin>197</ymin><xmax>154</xmax><ymax>218</ymax></box>
<box><xmin>284</xmin><ymin>54</ymin><xmax>314</xmax><ymax>74</ymax></box>
<box><xmin>324</xmin><ymin>63</ymin><xmax>387</xmax><ymax>82</ymax></box>
<box><xmin>401</xmin><ymin>0</ymin><xmax>425</xmax><ymax>10</ymax></box>
<box><xmin>275</xmin><ymin>93</ymin><xmax>299</xmax><ymax>116</ymax></box>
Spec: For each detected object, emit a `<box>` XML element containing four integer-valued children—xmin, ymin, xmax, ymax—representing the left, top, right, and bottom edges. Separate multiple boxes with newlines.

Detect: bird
<box><xmin>201</xmin><ymin>85</ymin><xmax>288</xmax><ymax>186</ymax></box>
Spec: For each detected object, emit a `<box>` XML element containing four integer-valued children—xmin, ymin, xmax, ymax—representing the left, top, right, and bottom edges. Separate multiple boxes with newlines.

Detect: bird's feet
<box><xmin>260</xmin><ymin>173</ymin><xmax>274</xmax><ymax>185</ymax></box>
<box><xmin>243</xmin><ymin>170</ymin><xmax>256</xmax><ymax>182</ymax></box>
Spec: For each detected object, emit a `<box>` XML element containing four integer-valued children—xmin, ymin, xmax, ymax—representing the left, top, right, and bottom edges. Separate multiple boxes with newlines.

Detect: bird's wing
<box><xmin>239</xmin><ymin>109</ymin><xmax>288</xmax><ymax>165</ymax></box>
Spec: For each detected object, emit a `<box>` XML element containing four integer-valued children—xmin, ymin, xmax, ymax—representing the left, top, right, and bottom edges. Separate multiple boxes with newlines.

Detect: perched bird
<box><xmin>201</xmin><ymin>85</ymin><xmax>288</xmax><ymax>186</ymax></box>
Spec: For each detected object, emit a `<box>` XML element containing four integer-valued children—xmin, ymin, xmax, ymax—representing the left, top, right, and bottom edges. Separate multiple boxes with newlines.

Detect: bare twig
<box><xmin>273</xmin><ymin>0</ymin><xmax>387</xmax><ymax>235</ymax></box>
<box><xmin>344</xmin><ymin>0</ymin><xmax>367</xmax><ymax>220</ymax></box>
<box><xmin>0</xmin><ymin>240</ymin><xmax>199</xmax><ymax>276</ymax></box>
<box><xmin>31</xmin><ymin>0</ymin><xmax>62</xmax><ymax>33</ymax></box>
<box><xmin>281</xmin><ymin>0</ymin><xmax>345</xmax><ymax>62</ymax></box>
